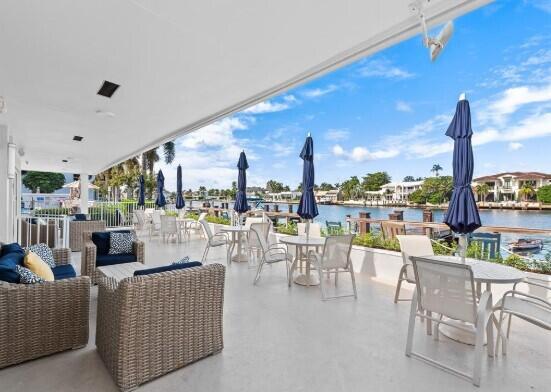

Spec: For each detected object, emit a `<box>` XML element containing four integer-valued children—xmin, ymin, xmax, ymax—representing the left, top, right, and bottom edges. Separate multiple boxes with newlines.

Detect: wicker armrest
<box><xmin>0</xmin><ymin>276</ymin><xmax>90</xmax><ymax>368</ymax></box>
<box><xmin>52</xmin><ymin>248</ymin><xmax>71</xmax><ymax>266</ymax></box>
<box><xmin>82</xmin><ymin>241</ymin><xmax>98</xmax><ymax>282</ymax></box>
<box><xmin>132</xmin><ymin>240</ymin><xmax>145</xmax><ymax>264</ymax></box>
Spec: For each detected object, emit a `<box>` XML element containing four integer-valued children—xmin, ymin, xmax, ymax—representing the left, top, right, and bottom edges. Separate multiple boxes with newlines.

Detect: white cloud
<box><xmin>180</xmin><ymin>117</ymin><xmax>247</xmax><ymax>149</ymax></box>
<box><xmin>357</xmin><ymin>57</ymin><xmax>414</xmax><ymax>80</ymax></box>
<box><xmin>332</xmin><ymin>144</ymin><xmax>345</xmax><ymax>156</ymax></box>
<box><xmin>331</xmin><ymin>144</ymin><xmax>399</xmax><ymax>161</ymax></box>
<box><xmin>302</xmin><ymin>84</ymin><xmax>338</xmax><ymax>98</ymax></box>
<box><xmin>324</xmin><ymin>129</ymin><xmax>350</xmax><ymax>141</ymax></box>
<box><xmin>480</xmin><ymin>84</ymin><xmax>551</xmax><ymax>125</ymax></box>
<box><xmin>530</xmin><ymin>0</ymin><xmax>551</xmax><ymax>13</ymax></box>
<box><xmin>395</xmin><ymin>100</ymin><xmax>413</xmax><ymax>113</ymax></box>
<box><xmin>242</xmin><ymin>95</ymin><xmax>298</xmax><ymax>114</ymax></box>
<box><xmin>508</xmin><ymin>142</ymin><xmax>524</xmax><ymax>151</ymax></box>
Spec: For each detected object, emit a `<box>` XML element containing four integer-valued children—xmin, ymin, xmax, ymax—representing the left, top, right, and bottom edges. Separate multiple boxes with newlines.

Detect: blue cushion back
<box><xmin>133</xmin><ymin>262</ymin><xmax>202</xmax><ymax>277</ymax></box>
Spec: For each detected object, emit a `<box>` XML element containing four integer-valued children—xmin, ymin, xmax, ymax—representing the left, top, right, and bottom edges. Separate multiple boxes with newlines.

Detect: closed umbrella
<box><xmin>233</xmin><ymin>151</ymin><xmax>249</xmax><ymax>224</ymax></box>
<box><xmin>443</xmin><ymin>96</ymin><xmax>481</xmax><ymax>262</ymax></box>
<box><xmin>155</xmin><ymin>170</ymin><xmax>166</xmax><ymax>208</ymax></box>
<box><xmin>137</xmin><ymin>175</ymin><xmax>145</xmax><ymax>208</ymax></box>
<box><xmin>297</xmin><ymin>133</ymin><xmax>318</xmax><ymax>239</ymax></box>
<box><xmin>175</xmin><ymin>165</ymin><xmax>185</xmax><ymax>210</ymax></box>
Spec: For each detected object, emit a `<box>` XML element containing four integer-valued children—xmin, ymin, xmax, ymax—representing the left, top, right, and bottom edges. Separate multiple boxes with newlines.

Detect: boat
<box><xmin>508</xmin><ymin>238</ymin><xmax>544</xmax><ymax>252</ymax></box>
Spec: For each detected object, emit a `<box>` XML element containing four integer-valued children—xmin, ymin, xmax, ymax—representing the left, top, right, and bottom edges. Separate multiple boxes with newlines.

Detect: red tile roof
<box><xmin>474</xmin><ymin>172</ymin><xmax>551</xmax><ymax>181</ymax></box>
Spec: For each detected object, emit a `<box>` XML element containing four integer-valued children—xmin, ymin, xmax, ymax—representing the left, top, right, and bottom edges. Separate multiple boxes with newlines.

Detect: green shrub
<box><xmin>276</xmin><ymin>222</ymin><xmax>298</xmax><ymax>235</ymax></box>
<box><xmin>352</xmin><ymin>232</ymin><xmax>400</xmax><ymax>252</ymax></box>
<box><xmin>205</xmin><ymin>215</ymin><xmax>231</xmax><ymax>225</ymax></box>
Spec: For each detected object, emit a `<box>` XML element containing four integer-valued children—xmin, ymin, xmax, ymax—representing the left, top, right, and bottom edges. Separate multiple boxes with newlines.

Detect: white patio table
<box><xmin>280</xmin><ymin>236</ymin><xmax>326</xmax><ymax>286</ymax></box>
<box><xmin>220</xmin><ymin>226</ymin><xmax>249</xmax><ymax>262</ymax></box>
<box><xmin>423</xmin><ymin>255</ymin><xmax>525</xmax><ymax>345</ymax></box>
<box><xmin>176</xmin><ymin>217</ymin><xmax>196</xmax><ymax>240</ymax></box>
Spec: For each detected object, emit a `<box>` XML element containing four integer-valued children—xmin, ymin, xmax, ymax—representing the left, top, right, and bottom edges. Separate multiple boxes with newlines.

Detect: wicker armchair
<box><xmin>82</xmin><ymin>230</ymin><xmax>144</xmax><ymax>284</ymax></box>
<box><xmin>69</xmin><ymin>220</ymin><xmax>106</xmax><ymax>251</ymax></box>
<box><xmin>96</xmin><ymin>263</ymin><xmax>225</xmax><ymax>391</ymax></box>
<box><xmin>0</xmin><ymin>248</ymin><xmax>90</xmax><ymax>369</ymax></box>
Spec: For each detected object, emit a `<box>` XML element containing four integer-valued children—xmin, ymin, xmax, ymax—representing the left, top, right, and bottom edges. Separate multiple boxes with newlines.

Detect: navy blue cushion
<box><xmin>52</xmin><ymin>264</ymin><xmax>77</xmax><ymax>280</ymax></box>
<box><xmin>91</xmin><ymin>232</ymin><xmax>111</xmax><ymax>255</ymax></box>
<box><xmin>92</xmin><ymin>230</ymin><xmax>133</xmax><ymax>256</ymax></box>
<box><xmin>74</xmin><ymin>214</ymin><xmax>87</xmax><ymax>221</ymax></box>
<box><xmin>0</xmin><ymin>243</ymin><xmax>25</xmax><ymax>257</ymax></box>
<box><xmin>96</xmin><ymin>253</ymin><xmax>137</xmax><ymax>267</ymax></box>
<box><xmin>133</xmin><ymin>262</ymin><xmax>202</xmax><ymax>276</ymax></box>
<box><xmin>0</xmin><ymin>253</ymin><xmax>24</xmax><ymax>283</ymax></box>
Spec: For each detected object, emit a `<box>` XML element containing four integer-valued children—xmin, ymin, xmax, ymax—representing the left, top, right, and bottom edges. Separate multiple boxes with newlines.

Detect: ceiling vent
<box><xmin>73</xmin><ymin>135</ymin><xmax>84</xmax><ymax>141</ymax></box>
<box><xmin>97</xmin><ymin>80</ymin><xmax>120</xmax><ymax>98</ymax></box>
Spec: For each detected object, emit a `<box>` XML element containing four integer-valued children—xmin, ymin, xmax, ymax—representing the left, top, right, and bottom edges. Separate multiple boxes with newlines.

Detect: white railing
<box><xmin>18</xmin><ymin>214</ymin><xmax>70</xmax><ymax>249</ymax></box>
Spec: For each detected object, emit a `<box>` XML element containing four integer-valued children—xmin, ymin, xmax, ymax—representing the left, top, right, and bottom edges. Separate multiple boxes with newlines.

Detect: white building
<box><xmin>380</xmin><ymin>180</ymin><xmax>424</xmax><ymax>201</ymax></box>
<box><xmin>472</xmin><ymin>172</ymin><xmax>551</xmax><ymax>202</ymax></box>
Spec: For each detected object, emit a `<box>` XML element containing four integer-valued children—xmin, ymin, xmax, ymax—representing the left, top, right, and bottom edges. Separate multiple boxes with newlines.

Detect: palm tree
<box><xmin>141</xmin><ymin>141</ymin><xmax>176</xmax><ymax>198</ymax></box>
<box><xmin>431</xmin><ymin>164</ymin><xmax>443</xmax><ymax>177</ymax></box>
<box><xmin>475</xmin><ymin>183</ymin><xmax>490</xmax><ymax>205</ymax></box>
<box><xmin>518</xmin><ymin>184</ymin><xmax>535</xmax><ymax>202</ymax></box>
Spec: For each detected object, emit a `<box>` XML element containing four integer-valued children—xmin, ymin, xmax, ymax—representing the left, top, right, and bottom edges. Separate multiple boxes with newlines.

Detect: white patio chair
<box><xmin>188</xmin><ymin>212</ymin><xmax>207</xmax><ymax>238</ymax></box>
<box><xmin>250</xmin><ymin>225</ymin><xmax>291</xmax><ymax>285</ymax></box>
<box><xmin>248</xmin><ymin>222</ymin><xmax>273</xmax><ymax>268</ymax></box>
<box><xmin>297</xmin><ymin>222</ymin><xmax>321</xmax><ymax>237</ymax></box>
<box><xmin>395</xmin><ymin>235</ymin><xmax>434</xmax><ymax>303</ymax></box>
<box><xmin>306</xmin><ymin>234</ymin><xmax>357</xmax><ymax>300</ymax></box>
<box><xmin>160</xmin><ymin>215</ymin><xmax>180</xmax><ymax>243</ymax></box>
<box><xmin>199</xmin><ymin>219</ymin><xmax>229</xmax><ymax>264</ymax></box>
<box><xmin>406</xmin><ymin>256</ymin><xmax>494</xmax><ymax>387</ymax></box>
<box><xmin>133</xmin><ymin>209</ymin><xmax>147</xmax><ymax>233</ymax></box>
<box><xmin>149</xmin><ymin>210</ymin><xmax>162</xmax><ymax>239</ymax></box>
<box><xmin>494</xmin><ymin>278</ymin><xmax>551</xmax><ymax>356</ymax></box>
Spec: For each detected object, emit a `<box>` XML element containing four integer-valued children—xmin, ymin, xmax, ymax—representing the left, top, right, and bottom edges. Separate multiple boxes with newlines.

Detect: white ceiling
<box><xmin>0</xmin><ymin>0</ymin><xmax>490</xmax><ymax>174</ymax></box>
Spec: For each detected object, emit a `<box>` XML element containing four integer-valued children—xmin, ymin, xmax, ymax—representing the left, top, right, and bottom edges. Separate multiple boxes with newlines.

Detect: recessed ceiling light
<box><xmin>73</xmin><ymin>136</ymin><xmax>84</xmax><ymax>142</ymax></box>
<box><xmin>97</xmin><ymin>80</ymin><xmax>120</xmax><ymax>98</ymax></box>
<box><xmin>62</xmin><ymin>159</ymin><xmax>68</xmax><ymax>163</ymax></box>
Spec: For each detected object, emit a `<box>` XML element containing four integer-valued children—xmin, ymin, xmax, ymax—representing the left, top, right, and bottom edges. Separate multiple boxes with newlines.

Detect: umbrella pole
<box><xmin>458</xmin><ymin>234</ymin><xmax>467</xmax><ymax>263</ymax></box>
<box><xmin>305</xmin><ymin>219</ymin><xmax>310</xmax><ymax>241</ymax></box>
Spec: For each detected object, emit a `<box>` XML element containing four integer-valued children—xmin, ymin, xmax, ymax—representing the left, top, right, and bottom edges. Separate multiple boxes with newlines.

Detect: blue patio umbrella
<box><xmin>155</xmin><ymin>170</ymin><xmax>166</xmax><ymax>208</ymax></box>
<box><xmin>233</xmin><ymin>151</ymin><xmax>249</xmax><ymax>216</ymax></box>
<box><xmin>297</xmin><ymin>134</ymin><xmax>318</xmax><ymax>238</ymax></box>
<box><xmin>175</xmin><ymin>165</ymin><xmax>185</xmax><ymax>210</ymax></box>
<box><xmin>443</xmin><ymin>97</ymin><xmax>481</xmax><ymax>260</ymax></box>
<box><xmin>137</xmin><ymin>175</ymin><xmax>145</xmax><ymax>207</ymax></box>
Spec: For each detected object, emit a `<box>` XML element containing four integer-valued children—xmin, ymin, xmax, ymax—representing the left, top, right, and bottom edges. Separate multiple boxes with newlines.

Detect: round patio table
<box><xmin>220</xmin><ymin>226</ymin><xmax>250</xmax><ymax>262</ymax></box>
<box><xmin>423</xmin><ymin>255</ymin><xmax>525</xmax><ymax>345</ymax></box>
<box><xmin>280</xmin><ymin>236</ymin><xmax>326</xmax><ymax>286</ymax></box>
<box><xmin>176</xmin><ymin>218</ymin><xmax>196</xmax><ymax>240</ymax></box>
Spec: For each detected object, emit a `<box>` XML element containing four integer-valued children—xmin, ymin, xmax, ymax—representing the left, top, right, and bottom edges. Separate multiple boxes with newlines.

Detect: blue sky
<box><xmin>159</xmin><ymin>1</ymin><xmax>551</xmax><ymax>191</ymax></box>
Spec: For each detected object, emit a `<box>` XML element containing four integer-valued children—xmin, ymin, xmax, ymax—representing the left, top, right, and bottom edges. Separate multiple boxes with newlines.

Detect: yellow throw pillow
<box><xmin>24</xmin><ymin>251</ymin><xmax>54</xmax><ymax>282</ymax></box>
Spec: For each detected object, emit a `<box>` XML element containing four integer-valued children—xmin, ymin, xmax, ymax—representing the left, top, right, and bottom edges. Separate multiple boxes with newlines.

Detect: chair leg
<box><xmin>318</xmin><ymin>266</ymin><xmax>326</xmax><ymax>300</ymax></box>
<box><xmin>201</xmin><ymin>245</ymin><xmax>210</xmax><ymax>263</ymax></box>
<box><xmin>486</xmin><ymin>316</ymin><xmax>494</xmax><ymax>359</ymax></box>
<box><xmin>254</xmin><ymin>260</ymin><xmax>264</xmax><ymax>285</ymax></box>
<box><xmin>289</xmin><ymin>258</ymin><xmax>298</xmax><ymax>287</ymax></box>
<box><xmin>334</xmin><ymin>269</ymin><xmax>338</xmax><ymax>286</ymax></box>
<box><xmin>349</xmin><ymin>265</ymin><xmax>358</xmax><ymax>299</ymax></box>
<box><xmin>426</xmin><ymin>311</ymin><xmax>432</xmax><ymax>336</ymax></box>
<box><xmin>394</xmin><ymin>266</ymin><xmax>407</xmax><ymax>304</ymax></box>
<box><xmin>473</xmin><ymin>316</ymin><xmax>486</xmax><ymax>387</ymax></box>
<box><xmin>506</xmin><ymin>313</ymin><xmax>513</xmax><ymax>339</ymax></box>
<box><xmin>405</xmin><ymin>291</ymin><xmax>418</xmax><ymax>357</ymax></box>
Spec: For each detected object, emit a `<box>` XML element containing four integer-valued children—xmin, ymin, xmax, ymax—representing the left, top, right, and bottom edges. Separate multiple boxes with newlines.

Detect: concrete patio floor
<box><xmin>1</xmin><ymin>233</ymin><xmax>550</xmax><ymax>392</ymax></box>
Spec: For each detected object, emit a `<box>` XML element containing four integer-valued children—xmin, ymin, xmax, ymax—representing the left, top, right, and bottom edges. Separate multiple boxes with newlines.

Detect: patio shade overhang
<box><xmin>0</xmin><ymin>0</ymin><xmax>490</xmax><ymax>175</ymax></box>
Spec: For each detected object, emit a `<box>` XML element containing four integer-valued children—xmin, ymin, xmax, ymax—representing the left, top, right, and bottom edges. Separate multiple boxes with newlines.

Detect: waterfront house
<box><xmin>472</xmin><ymin>172</ymin><xmax>551</xmax><ymax>202</ymax></box>
<box><xmin>315</xmin><ymin>189</ymin><xmax>343</xmax><ymax>203</ymax></box>
<box><xmin>380</xmin><ymin>180</ymin><xmax>424</xmax><ymax>202</ymax></box>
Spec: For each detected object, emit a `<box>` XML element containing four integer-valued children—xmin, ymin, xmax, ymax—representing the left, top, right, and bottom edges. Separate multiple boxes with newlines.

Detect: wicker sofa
<box><xmin>0</xmin><ymin>248</ymin><xmax>90</xmax><ymax>369</ymax></box>
<box><xmin>69</xmin><ymin>220</ymin><xmax>106</xmax><ymax>251</ymax></box>
<box><xmin>82</xmin><ymin>230</ymin><xmax>144</xmax><ymax>284</ymax></box>
<box><xmin>96</xmin><ymin>263</ymin><xmax>225</xmax><ymax>391</ymax></box>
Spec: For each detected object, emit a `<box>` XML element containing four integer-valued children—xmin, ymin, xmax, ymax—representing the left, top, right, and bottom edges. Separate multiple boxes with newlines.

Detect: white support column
<box><xmin>0</xmin><ymin>125</ymin><xmax>12</xmax><ymax>242</ymax></box>
<box><xmin>80</xmin><ymin>173</ymin><xmax>89</xmax><ymax>214</ymax></box>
